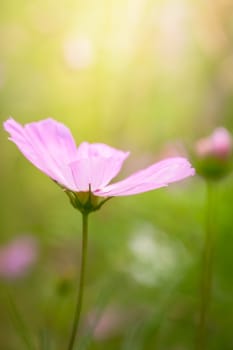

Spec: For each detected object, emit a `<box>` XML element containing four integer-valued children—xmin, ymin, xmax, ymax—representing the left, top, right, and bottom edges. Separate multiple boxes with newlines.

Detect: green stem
<box><xmin>197</xmin><ymin>181</ymin><xmax>216</xmax><ymax>350</ymax></box>
<box><xmin>67</xmin><ymin>213</ymin><xmax>89</xmax><ymax>350</ymax></box>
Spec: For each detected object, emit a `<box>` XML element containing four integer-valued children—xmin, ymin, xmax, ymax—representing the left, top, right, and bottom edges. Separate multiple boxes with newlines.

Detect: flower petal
<box><xmin>4</xmin><ymin>118</ymin><xmax>78</xmax><ymax>190</ymax></box>
<box><xmin>69</xmin><ymin>142</ymin><xmax>129</xmax><ymax>191</ymax></box>
<box><xmin>77</xmin><ymin>142</ymin><xmax>129</xmax><ymax>159</ymax></box>
<box><xmin>95</xmin><ymin>157</ymin><xmax>195</xmax><ymax>196</ymax></box>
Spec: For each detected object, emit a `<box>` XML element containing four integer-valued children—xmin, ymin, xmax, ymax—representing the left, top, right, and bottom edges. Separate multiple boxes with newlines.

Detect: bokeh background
<box><xmin>1</xmin><ymin>0</ymin><xmax>233</xmax><ymax>349</ymax></box>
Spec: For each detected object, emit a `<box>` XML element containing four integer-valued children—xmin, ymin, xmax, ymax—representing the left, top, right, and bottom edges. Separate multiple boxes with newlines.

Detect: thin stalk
<box><xmin>196</xmin><ymin>181</ymin><xmax>216</xmax><ymax>350</ymax></box>
<box><xmin>67</xmin><ymin>213</ymin><xmax>89</xmax><ymax>350</ymax></box>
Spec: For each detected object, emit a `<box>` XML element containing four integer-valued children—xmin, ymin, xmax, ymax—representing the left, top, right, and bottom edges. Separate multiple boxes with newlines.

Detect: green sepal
<box><xmin>64</xmin><ymin>186</ymin><xmax>112</xmax><ymax>214</ymax></box>
<box><xmin>194</xmin><ymin>155</ymin><xmax>233</xmax><ymax>180</ymax></box>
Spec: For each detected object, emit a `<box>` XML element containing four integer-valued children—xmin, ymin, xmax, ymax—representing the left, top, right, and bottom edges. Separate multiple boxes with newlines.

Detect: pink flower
<box><xmin>4</xmin><ymin>118</ymin><xmax>194</xmax><ymax>200</ymax></box>
<box><xmin>0</xmin><ymin>236</ymin><xmax>38</xmax><ymax>280</ymax></box>
<box><xmin>87</xmin><ymin>307</ymin><xmax>124</xmax><ymax>340</ymax></box>
<box><xmin>195</xmin><ymin>127</ymin><xmax>232</xmax><ymax>159</ymax></box>
<box><xmin>194</xmin><ymin>127</ymin><xmax>232</xmax><ymax>180</ymax></box>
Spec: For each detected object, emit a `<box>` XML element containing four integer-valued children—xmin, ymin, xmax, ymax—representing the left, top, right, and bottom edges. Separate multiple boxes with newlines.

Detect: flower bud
<box><xmin>194</xmin><ymin>127</ymin><xmax>232</xmax><ymax>179</ymax></box>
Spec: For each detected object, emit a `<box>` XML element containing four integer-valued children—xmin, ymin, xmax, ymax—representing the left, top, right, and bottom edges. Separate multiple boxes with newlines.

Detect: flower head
<box><xmin>4</xmin><ymin>118</ymin><xmax>195</xmax><ymax>213</ymax></box>
<box><xmin>194</xmin><ymin>127</ymin><xmax>232</xmax><ymax>180</ymax></box>
<box><xmin>195</xmin><ymin>127</ymin><xmax>232</xmax><ymax>159</ymax></box>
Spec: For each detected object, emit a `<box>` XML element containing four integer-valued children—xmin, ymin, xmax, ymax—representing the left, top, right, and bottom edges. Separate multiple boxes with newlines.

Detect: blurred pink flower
<box><xmin>87</xmin><ymin>307</ymin><xmax>124</xmax><ymax>341</ymax></box>
<box><xmin>195</xmin><ymin>127</ymin><xmax>232</xmax><ymax>159</ymax></box>
<box><xmin>0</xmin><ymin>236</ymin><xmax>38</xmax><ymax>279</ymax></box>
<box><xmin>4</xmin><ymin>118</ymin><xmax>194</xmax><ymax>197</ymax></box>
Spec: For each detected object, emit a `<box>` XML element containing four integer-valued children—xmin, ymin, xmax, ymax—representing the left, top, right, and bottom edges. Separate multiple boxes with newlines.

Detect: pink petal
<box><xmin>69</xmin><ymin>144</ymin><xmax>130</xmax><ymax>191</ymax></box>
<box><xmin>4</xmin><ymin>118</ymin><xmax>78</xmax><ymax>190</ymax></box>
<box><xmin>211</xmin><ymin>128</ymin><xmax>232</xmax><ymax>157</ymax></box>
<box><xmin>95</xmin><ymin>157</ymin><xmax>195</xmax><ymax>197</ymax></box>
<box><xmin>77</xmin><ymin>142</ymin><xmax>129</xmax><ymax>163</ymax></box>
<box><xmin>195</xmin><ymin>127</ymin><xmax>232</xmax><ymax>159</ymax></box>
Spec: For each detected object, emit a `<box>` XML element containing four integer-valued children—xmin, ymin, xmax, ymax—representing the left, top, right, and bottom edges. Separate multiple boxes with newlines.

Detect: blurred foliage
<box><xmin>1</xmin><ymin>0</ymin><xmax>233</xmax><ymax>349</ymax></box>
